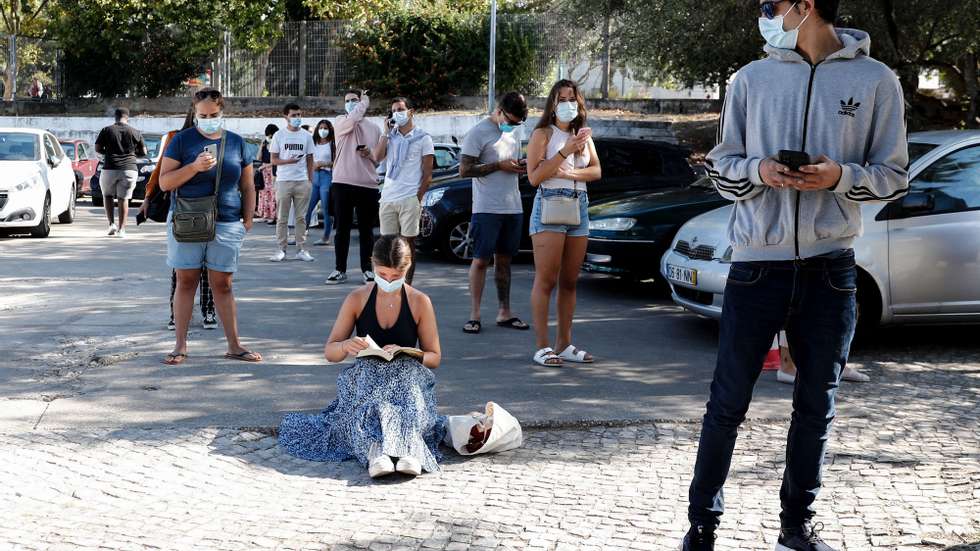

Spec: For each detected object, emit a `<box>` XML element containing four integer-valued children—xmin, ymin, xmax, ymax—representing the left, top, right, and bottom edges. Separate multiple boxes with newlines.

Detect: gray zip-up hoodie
<box><xmin>706</xmin><ymin>28</ymin><xmax>909</xmax><ymax>261</ymax></box>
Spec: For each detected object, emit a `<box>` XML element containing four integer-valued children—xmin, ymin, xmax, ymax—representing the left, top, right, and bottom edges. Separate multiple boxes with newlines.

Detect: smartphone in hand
<box><xmin>777</xmin><ymin>150</ymin><xmax>810</xmax><ymax>172</ymax></box>
<box><xmin>576</xmin><ymin>127</ymin><xmax>592</xmax><ymax>139</ymax></box>
<box><xmin>203</xmin><ymin>144</ymin><xmax>218</xmax><ymax>158</ymax></box>
<box><xmin>356</xmin><ymin>145</ymin><xmax>367</xmax><ymax>151</ymax></box>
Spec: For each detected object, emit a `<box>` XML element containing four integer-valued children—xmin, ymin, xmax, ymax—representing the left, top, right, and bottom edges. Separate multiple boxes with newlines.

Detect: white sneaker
<box><xmin>395</xmin><ymin>456</ymin><xmax>422</xmax><ymax>476</ymax></box>
<box><xmin>777</xmin><ymin>369</ymin><xmax>795</xmax><ymax>385</ymax></box>
<box><xmin>116</xmin><ymin>228</ymin><xmax>126</xmax><ymax>238</ymax></box>
<box><xmin>269</xmin><ymin>250</ymin><xmax>286</xmax><ymax>262</ymax></box>
<box><xmin>363</xmin><ymin>271</ymin><xmax>375</xmax><ymax>284</ymax></box>
<box><xmin>324</xmin><ymin>270</ymin><xmax>347</xmax><ymax>285</ymax></box>
<box><xmin>842</xmin><ymin>366</ymin><xmax>871</xmax><ymax>382</ymax></box>
<box><xmin>295</xmin><ymin>250</ymin><xmax>315</xmax><ymax>262</ymax></box>
<box><xmin>368</xmin><ymin>455</ymin><xmax>396</xmax><ymax>478</ymax></box>
<box><xmin>107</xmin><ymin>224</ymin><xmax>118</xmax><ymax>236</ymax></box>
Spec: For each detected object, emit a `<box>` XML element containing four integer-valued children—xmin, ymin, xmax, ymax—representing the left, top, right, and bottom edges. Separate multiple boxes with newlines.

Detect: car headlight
<box><xmin>421</xmin><ymin>188</ymin><xmax>446</xmax><ymax>208</ymax></box>
<box><xmin>13</xmin><ymin>177</ymin><xmax>40</xmax><ymax>192</ymax></box>
<box><xmin>589</xmin><ymin>217</ymin><xmax>636</xmax><ymax>232</ymax></box>
<box><xmin>140</xmin><ymin>165</ymin><xmax>155</xmax><ymax>174</ymax></box>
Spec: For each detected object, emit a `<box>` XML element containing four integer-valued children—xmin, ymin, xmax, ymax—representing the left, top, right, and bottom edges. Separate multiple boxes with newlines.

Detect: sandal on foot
<box><xmin>225</xmin><ymin>350</ymin><xmax>263</xmax><ymax>363</ymax></box>
<box><xmin>533</xmin><ymin>347</ymin><xmax>563</xmax><ymax>367</ymax></box>
<box><xmin>463</xmin><ymin>320</ymin><xmax>482</xmax><ymax>334</ymax></box>
<box><xmin>496</xmin><ymin>317</ymin><xmax>530</xmax><ymax>330</ymax></box>
<box><xmin>163</xmin><ymin>352</ymin><xmax>187</xmax><ymax>365</ymax></box>
<box><xmin>557</xmin><ymin>345</ymin><xmax>594</xmax><ymax>363</ymax></box>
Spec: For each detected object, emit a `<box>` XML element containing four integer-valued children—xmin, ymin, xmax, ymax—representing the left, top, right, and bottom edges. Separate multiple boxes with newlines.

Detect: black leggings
<box><xmin>331</xmin><ymin>182</ymin><xmax>379</xmax><ymax>273</ymax></box>
<box><xmin>169</xmin><ymin>269</ymin><xmax>214</xmax><ymax>322</ymax></box>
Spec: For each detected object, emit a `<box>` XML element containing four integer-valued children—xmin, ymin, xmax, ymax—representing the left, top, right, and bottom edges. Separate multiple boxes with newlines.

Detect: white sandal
<box><xmin>558</xmin><ymin>345</ymin><xmax>594</xmax><ymax>363</ymax></box>
<box><xmin>533</xmin><ymin>347</ymin><xmax>563</xmax><ymax>367</ymax></box>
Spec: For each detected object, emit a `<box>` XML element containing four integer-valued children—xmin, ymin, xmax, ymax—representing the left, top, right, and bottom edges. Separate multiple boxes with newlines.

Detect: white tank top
<box><xmin>540</xmin><ymin>125</ymin><xmax>590</xmax><ymax>192</ymax></box>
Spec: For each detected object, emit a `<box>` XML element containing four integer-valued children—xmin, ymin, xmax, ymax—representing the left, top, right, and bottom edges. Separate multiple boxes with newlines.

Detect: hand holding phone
<box><xmin>777</xmin><ymin>149</ymin><xmax>810</xmax><ymax>172</ymax></box>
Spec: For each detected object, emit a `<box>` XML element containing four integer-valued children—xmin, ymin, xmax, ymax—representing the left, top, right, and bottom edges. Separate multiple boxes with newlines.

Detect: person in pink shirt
<box><xmin>325</xmin><ymin>90</ymin><xmax>383</xmax><ymax>285</ymax></box>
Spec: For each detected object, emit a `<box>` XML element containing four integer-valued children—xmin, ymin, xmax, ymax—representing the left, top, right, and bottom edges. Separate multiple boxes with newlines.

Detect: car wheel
<box><xmin>74</xmin><ymin>172</ymin><xmax>83</xmax><ymax>198</ymax></box>
<box><xmin>30</xmin><ymin>194</ymin><xmax>51</xmax><ymax>238</ymax></box>
<box><xmin>58</xmin><ymin>184</ymin><xmax>77</xmax><ymax>224</ymax></box>
<box><xmin>444</xmin><ymin>218</ymin><xmax>474</xmax><ymax>262</ymax></box>
<box><xmin>91</xmin><ymin>194</ymin><xmax>103</xmax><ymax>207</ymax></box>
<box><xmin>855</xmin><ymin>270</ymin><xmax>882</xmax><ymax>338</ymax></box>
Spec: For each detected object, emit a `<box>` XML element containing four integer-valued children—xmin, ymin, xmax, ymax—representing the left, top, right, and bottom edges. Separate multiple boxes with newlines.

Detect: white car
<box><xmin>661</xmin><ymin>130</ymin><xmax>980</xmax><ymax>329</ymax></box>
<box><xmin>0</xmin><ymin>128</ymin><xmax>77</xmax><ymax>237</ymax></box>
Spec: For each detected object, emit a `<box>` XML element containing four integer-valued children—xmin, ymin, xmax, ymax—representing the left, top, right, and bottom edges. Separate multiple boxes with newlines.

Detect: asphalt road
<box><xmin>1</xmin><ymin>200</ymin><xmax>976</xmax><ymax>432</ymax></box>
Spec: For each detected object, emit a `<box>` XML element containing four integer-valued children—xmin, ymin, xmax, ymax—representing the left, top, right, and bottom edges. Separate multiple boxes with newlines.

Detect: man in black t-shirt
<box><xmin>96</xmin><ymin>108</ymin><xmax>147</xmax><ymax>237</ymax></box>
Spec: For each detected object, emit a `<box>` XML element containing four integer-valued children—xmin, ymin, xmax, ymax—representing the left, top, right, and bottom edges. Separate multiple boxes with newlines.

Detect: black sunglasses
<box><xmin>760</xmin><ymin>0</ymin><xmax>790</xmax><ymax>19</ymax></box>
<box><xmin>194</xmin><ymin>89</ymin><xmax>222</xmax><ymax>101</ymax></box>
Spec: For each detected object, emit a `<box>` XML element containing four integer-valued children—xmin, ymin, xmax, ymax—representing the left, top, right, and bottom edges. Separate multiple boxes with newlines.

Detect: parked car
<box><xmin>583</xmin><ymin>177</ymin><xmax>730</xmax><ymax>280</ymax></box>
<box><xmin>418</xmin><ymin>138</ymin><xmax>697</xmax><ymax>261</ymax></box>
<box><xmin>376</xmin><ymin>142</ymin><xmax>462</xmax><ymax>185</ymax></box>
<box><xmin>58</xmin><ymin>139</ymin><xmax>99</xmax><ymax>196</ymax></box>
<box><xmin>0</xmin><ymin>128</ymin><xmax>77</xmax><ymax>237</ymax></box>
<box><xmin>90</xmin><ymin>133</ymin><xmax>164</xmax><ymax>206</ymax></box>
<box><xmin>660</xmin><ymin>130</ymin><xmax>980</xmax><ymax>330</ymax></box>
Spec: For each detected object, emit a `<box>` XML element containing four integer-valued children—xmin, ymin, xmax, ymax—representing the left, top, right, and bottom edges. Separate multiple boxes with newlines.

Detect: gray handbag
<box><xmin>171</xmin><ymin>132</ymin><xmax>226</xmax><ymax>243</ymax></box>
<box><xmin>540</xmin><ymin>190</ymin><xmax>581</xmax><ymax>226</ymax></box>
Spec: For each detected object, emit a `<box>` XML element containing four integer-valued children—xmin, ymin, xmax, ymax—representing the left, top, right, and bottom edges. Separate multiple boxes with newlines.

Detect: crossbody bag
<box><xmin>171</xmin><ymin>131</ymin><xmax>226</xmax><ymax>243</ymax></box>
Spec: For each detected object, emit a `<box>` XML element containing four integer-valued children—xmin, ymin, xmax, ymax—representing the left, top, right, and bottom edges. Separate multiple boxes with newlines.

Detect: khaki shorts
<box><xmin>379</xmin><ymin>195</ymin><xmax>422</xmax><ymax>237</ymax></box>
<box><xmin>101</xmin><ymin>169</ymin><xmax>139</xmax><ymax>200</ymax></box>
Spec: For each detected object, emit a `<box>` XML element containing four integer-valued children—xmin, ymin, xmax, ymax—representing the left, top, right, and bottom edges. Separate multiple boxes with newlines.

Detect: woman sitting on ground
<box><xmin>278</xmin><ymin>235</ymin><xmax>446</xmax><ymax>478</ymax></box>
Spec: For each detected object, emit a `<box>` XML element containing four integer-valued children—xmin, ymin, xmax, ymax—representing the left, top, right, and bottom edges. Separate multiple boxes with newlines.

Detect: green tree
<box><xmin>0</xmin><ymin>0</ymin><xmax>52</xmax><ymax>100</ymax></box>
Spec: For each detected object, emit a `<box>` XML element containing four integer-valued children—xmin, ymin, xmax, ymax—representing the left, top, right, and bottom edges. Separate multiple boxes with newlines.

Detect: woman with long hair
<box><xmin>278</xmin><ymin>235</ymin><xmax>446</xmax><ymax>479</ymax></box>
<box><xmin>140</xmin><ymin>108</ymin><xmax>217</xmax><ymax>330</ymax></box>
<box><xmin>257</xmin><ymin>123</ymin><xmax>279</xmax><ymax>223</ymax></box>
<box><xmin>305</xmin><ymin>119</ymin><xmax>336</xmax><ymax>245</ymax></box>
<box><xmin>526</xmin><ymin>79</ymin><xmax>602</xmax><ymax>367</ymax></box>
<box><xmin>158</xmin><ymin>88</ymin><xmax>261</xmax><ymax>365</ymax></box>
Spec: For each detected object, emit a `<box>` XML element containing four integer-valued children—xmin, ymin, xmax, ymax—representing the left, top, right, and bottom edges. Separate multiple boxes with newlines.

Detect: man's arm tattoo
<box><xmin>459</xmin><ymin>154</ymin><xmax>499</xmax><ymax>178</ymax></box>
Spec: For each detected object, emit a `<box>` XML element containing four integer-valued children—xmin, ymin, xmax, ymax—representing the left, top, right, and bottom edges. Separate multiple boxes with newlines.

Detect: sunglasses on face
<box><xmin>194</xmin><ymin>89</ymin><xmax>222</xmax><ymax>101</ymax></box>
<box><xmin>760</xmin><ymin>0</ymin><xmax>791</xmax><ymax>19</ymax></box>
<box><xmin>500</xmin><ymin>111</ymin><xmax>524</xmax><ymax>126</ymax></box>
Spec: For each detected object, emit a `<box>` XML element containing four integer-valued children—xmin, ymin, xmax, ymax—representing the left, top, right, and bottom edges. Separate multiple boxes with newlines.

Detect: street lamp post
<box><xmin>487</xmin><ymin>0</ymin><xmax>497</xmax><ymax>114</ymax></box>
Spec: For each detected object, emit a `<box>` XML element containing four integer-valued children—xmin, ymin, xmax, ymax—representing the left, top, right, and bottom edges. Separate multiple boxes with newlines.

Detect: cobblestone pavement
<box><xmin>2</xmin><ymin>358</ymin><xmax>978</xmax><ymax>551</ymax></box>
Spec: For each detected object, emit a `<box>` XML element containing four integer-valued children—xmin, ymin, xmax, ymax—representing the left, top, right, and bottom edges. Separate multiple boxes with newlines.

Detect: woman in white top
<box><xmin>306</xmin><ymin>119</ymin><xmax>336</xmax><ymax>245</ymax></box>
<box><xmin>526</xmin><ymin>79</ymin><xmax>602</xmax><ymax>367</ymax></box>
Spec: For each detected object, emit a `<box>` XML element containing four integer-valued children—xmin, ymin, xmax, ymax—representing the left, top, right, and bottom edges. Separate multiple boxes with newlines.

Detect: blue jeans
<box><xmin>688</xmin><ymin>249</ymin><xmax>857</xmax><ymax>530</ymax></box>
<box><xmin>305</xmin><ymin>170</ymin><xmax>332</xmax><ymax>241</ymax></box>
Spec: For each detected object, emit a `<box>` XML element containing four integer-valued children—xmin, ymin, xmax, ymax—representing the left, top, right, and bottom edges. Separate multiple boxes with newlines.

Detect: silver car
<box><xmin>660</xmin><ymin>130</ymin><xmax>980</xmax><ymax>328</ymax></box>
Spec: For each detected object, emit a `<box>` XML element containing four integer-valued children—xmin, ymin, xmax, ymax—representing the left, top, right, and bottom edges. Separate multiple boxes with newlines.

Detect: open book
<box><xmin>356</xmin><ymin>335</ymin><xmax>424</xmax><ymax>362</ymax></box>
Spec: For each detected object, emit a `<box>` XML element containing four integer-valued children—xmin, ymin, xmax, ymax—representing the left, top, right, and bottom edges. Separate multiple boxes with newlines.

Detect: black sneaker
<box><xmin>776</xmin><ymin>521</ymin><xmax>836</xmax><ymax>551</ymax></box>
<box><xmin>680</xmin><ymin>525</ymin><xmax>715</xmax><ymax>551</ymax></box>
<box><xmin>202</xmin><ymin>314</ymin><xmax>218</xmax><ymax>330</ymax></box>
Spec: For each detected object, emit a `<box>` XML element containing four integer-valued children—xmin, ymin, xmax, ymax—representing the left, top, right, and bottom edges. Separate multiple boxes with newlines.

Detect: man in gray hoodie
<box><xmin>682</xmin><ymin>2</ymin><xmax>909</xmax><ymax>551</ymax></box>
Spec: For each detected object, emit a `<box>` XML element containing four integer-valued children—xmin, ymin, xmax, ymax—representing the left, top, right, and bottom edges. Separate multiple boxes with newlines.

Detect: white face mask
<box><xmin>374</xmin><ymin>273</ymin><xmax>406</xmax><ymax>293</ymax></box>
<box><xmin>392</xmin><ymin>110</ymin><xmax>410</xmax><ymax>127</ymax></box>
<box><xmin>556</xmin><ymin>101</ymin><xmax>578</xmax><ymax>123</ymax></box>
<box><xmin>345</xmin><ymin>100</ymin><xmax>358</xmax><ymax>115</ymax></box>
<box><xmin>758</xmin><ymin>2</ymin><xmax>810</xmax><ymax>50</ymax></box>
<box><xmin>318</xmin><ymin>129</ymin><xmax>330</xmax><ymax>138</ymax></box>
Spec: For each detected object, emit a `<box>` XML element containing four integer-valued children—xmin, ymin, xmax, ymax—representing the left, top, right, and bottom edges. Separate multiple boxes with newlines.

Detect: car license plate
<box><xmin>667</xmin><ymin>264</ymin><xmax>697</xmax><ymax>286</ymax></box>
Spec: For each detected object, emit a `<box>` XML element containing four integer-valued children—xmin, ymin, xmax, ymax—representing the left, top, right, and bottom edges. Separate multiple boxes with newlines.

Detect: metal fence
<box><xmin>205</xmin><ymin>15</ymin><xmax>703</xmax><ymax>100</ymax></box>
<box><xmin>1</xmin><ymin>34</ymin><xmax>64</xmax><ymax>101</ymax></box>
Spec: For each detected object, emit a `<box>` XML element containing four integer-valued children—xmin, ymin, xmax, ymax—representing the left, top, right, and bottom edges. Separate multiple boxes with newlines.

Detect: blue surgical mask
<box><xmin>374</xmin><ymin>274</ymin><xmax>406</xmax><ymax>293</ymax></box>
<box><xmin>289</xmin><ymin>117</ymin><xmax>302</xmax><ymax>128</ymax></box>
<box><xmin>498</xmin><ymin>122</ymin><xmax>517</xmax><ymax>133</ymax></box>
<box><xmin>556</xmin><ymin>101</ymin><xmax>578</xmax><ymax>123</ymax></box>
<box><xmin>345</xmin><ymin>100</ymin><xmax>358</xmax><ymax>115</ymax></box>
<box><xmin>318</xmin><ymin>129</ymin><xmax>330</xmax><ymax>138</ymax></box>
<box><xmin>197</xmin><ymin>117</ymin><xmax>223</xmax><ymax>134</ymax></box>
<box><xmin>393</xmin><ymin>110</ymin><xmax>410</xmax><ymax>127</ymax></box>
<box><xmin>758</xmin><ymin>3</ymin><xmax>810</xmax><ymax>50</ymax></box>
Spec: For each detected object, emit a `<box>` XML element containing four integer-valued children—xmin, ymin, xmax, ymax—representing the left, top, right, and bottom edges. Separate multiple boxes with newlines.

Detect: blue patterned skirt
<box><xmin>278</xmin><ymin>356</ymin><xmax>448</xmax><ymax>473</ymax></box>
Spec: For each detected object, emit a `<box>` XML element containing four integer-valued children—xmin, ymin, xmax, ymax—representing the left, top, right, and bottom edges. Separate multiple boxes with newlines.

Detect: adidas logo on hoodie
<box><xmin>838</xmin><ymin>97</ymin><xmax>861</xmax><ymax>118</ymax></box>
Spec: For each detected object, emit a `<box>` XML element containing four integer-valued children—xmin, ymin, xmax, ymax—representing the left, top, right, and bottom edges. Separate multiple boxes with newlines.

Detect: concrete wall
<box><xmin>0</xmin><ymin>114</ymin><xmax>679</xmax><ymax>147</ymax></box>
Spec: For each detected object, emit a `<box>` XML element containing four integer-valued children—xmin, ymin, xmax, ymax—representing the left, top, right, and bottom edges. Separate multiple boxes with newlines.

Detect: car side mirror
<box><xmin>901</xmin><ymin>192</ymin><xmax>934</xmax><ymax>213</ymax></box>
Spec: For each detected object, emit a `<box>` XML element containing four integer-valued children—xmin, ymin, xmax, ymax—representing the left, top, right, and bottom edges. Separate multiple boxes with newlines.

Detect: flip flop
<box><xmin>533</xmin><ymin>347</ymin><xmax>563</xmax><ymax>367</ymax></box>
<box><xmin>496</xmin><ymin>317</ymin><xmax>530</xmax><ymax>330</ymax></box>
<box><xmin>163</xmin><ymin>352</ymin><xmax>187</xmax><ymax>365</ymax></box>
<box><xmin>557</xmin><ymin>345</ymin><xmax>594</xmax><ymax>364</ymax></box>
<box><xmin>463</xmin><ymin>320</ymin><xmax>482</xmax><ymax>334</ymax></box>
<box><xmin>225</xmin><ymin>350</ymin><xmax>263</xmax><ymax>363</ymax></box>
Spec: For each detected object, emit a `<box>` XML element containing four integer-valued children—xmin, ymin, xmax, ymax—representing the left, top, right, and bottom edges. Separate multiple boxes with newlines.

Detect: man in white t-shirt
<box><xmin>371</xmin><ymin>97</ymin><xmax>434</xmax><ymax>284</ymax></box>
<box><xmin>269</xmin><ymin>103</ymin><xmax>316</xmax><ymax>262</ymax></box>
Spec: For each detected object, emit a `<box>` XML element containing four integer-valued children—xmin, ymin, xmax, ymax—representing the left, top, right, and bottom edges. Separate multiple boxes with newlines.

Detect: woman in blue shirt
<box><xmin>158</xmin><ymin>88</ymin><xmax>261</xmax><ymax>365</ymax></box>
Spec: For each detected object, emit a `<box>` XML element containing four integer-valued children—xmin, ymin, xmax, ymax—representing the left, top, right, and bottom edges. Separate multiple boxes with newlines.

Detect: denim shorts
<box><xmin>529</xmin><ymin>188</ymin><xmax>590</xmax><ymax>237</ymax></box>
<box><xmin>167</xmin><ymin>216</ymin><xmax>246</xmax><ymax>273</ymax></box>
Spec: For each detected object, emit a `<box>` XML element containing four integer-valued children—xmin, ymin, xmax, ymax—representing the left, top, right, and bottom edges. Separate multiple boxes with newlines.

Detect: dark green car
<box><xmin>583</xmin><ymin>177</ymin><xmax>730</xmax><ymax>281</ymax></box>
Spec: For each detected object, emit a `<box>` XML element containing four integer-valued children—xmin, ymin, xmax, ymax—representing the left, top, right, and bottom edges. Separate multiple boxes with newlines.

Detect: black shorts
<box><xmin>470</xmin><ymin>213</ymin><xmax>522</xmax><ymax>260</ymax></box>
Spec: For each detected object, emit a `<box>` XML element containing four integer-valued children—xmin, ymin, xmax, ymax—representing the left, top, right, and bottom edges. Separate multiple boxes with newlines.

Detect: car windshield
<box><xmin>0</xmin><ymin>133</ymin><xmax>40</xmax><ymax>161</ymax></box>
<box><xmin>908</xmin><ymin>142</ymin><xmax>938</xmax><ymax>166</ymax></box>
<box><xmin>144</xmin><ymin>135</ymin><xmax>163</xmax><ymax>158</ymax></box>
<box><xmin>60</xmin><ymin>142</ymin><xmax>76</xmax><ymax>159</ymax></box>
<box><xmin>689</xmin><ymin>176</ymin><xmax>715</xmax><ymax>189</ymax></box>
